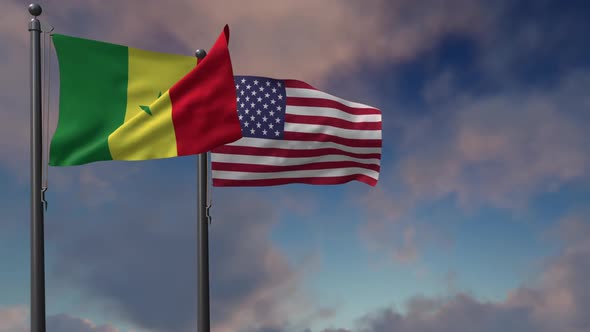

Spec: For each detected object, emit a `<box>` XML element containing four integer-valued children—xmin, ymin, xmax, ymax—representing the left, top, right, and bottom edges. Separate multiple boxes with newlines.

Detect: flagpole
<box><xmin>28</xmin><ymin>3</ymin><xmax>47</xmax><ymax>332</ymax></box>
<box><xmin>195</xmin><ymin>48</ymin><xmax>211</xmax><ymax>332</ymax></box>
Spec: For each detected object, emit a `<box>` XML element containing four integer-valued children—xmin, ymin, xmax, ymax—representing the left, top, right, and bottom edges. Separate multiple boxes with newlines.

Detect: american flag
<box><xmin>211</xmin><ymin>76</ymin><xmax>382</xmax><ymax>186</ymax></box>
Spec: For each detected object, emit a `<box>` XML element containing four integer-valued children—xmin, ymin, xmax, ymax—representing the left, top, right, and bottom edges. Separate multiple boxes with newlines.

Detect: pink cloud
<box><xmin>0</xmin><ymin>0</ymin><xmax>493</xmax><ymax>176</ymax></box>
<box><xmin>0</xmin><ymin>306</ymin><xmax>27</xmax><ymax>332</ymax></box>
<box><xmin>356</xmin><ymin>69</ymin><xmax>590</xmax><ymax>264</ymax></box>
<box><xmin>46</xmin><ymin>314</ymin><xmax>120</xmax><ymax>332</ymax></box>
<box><xmin>53</xmin><ymin>0</ymin><xmax>488</xmax><ymax>83</ymax></box>
<box><xmin>0</xmin><ymin>307</ymin><xmax>120</xmax><ymax>332</ymax></box>
<box><xmin>505</xmin><ymin>213</ymin><xmax>590</xmax><ymax>329</ymax></box>
<box><xmin>400</xmin><ymin>72</ymin><xmax>590</xmax><ymax>210</ymax></box>
<box><xmin>333</xmin><ymin>213</ymin><xmax>590</xmax><ymax>332</ymax></box>
<box><xmin>46</xmin><ymin>183</ymin><xmax>324</xmax><ymax>332</ymax></box>
<box><xmin>356</xmin><ymin>185</ymin><xmax>453</xmax><ymax>265</ymax></box>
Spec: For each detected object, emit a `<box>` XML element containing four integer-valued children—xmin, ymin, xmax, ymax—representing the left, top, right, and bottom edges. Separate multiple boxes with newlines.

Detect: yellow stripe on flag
<box><xmin>108</xmin><ymin>91</ymin><xmax>178</xmax><ymax>160</ymax></box>
<box><xmin>108</xmin><ymin>47</ymin><xmax>196</xmax><ymax>160</ymax></box>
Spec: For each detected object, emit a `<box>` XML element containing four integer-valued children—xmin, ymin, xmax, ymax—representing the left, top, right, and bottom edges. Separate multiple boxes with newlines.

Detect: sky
<box><xmin>1</xmin><ymin>0</ymin><xmax>590</xmax><ymax>331</ymax></box>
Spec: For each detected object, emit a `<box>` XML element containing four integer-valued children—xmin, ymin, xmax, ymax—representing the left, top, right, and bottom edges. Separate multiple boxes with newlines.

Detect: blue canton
<box><xmin>234</xmin><ymin>76</ymin><xmax>286</xmax><ymax>139</ymax></box>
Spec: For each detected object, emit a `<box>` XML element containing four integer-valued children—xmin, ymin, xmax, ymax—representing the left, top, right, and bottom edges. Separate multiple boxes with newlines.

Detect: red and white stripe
<box><xmin>211</xmin><ymin>79</ymin><xmax>382</xmax><ymax>186</ymax></box>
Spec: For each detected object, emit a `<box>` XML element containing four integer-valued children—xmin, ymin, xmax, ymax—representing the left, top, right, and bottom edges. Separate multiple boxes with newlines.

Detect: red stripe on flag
<box><xmin>212</xmin><ymin>145</ymin><xmax>381</xmax><ymax>160</ymax></box>
<box><xmin>212</xmin><ymin>161</ymin><xmax>380</xmax><ymax>173</ymax></box>
<box><xmin>284</xmin><ymin>79</ymin><xmax>318</xmax><ymax>90</ymax></box>
<box><xmin>286</xmin><ymin>97</ymin><xmax>381</xmax><ymax>115</ymax></box>
<box><xmin>285</xmin><ymin>114</ymin><xmax>382</xmax><ymax>130</ymax></box>
<box><xmin>170</xmin><ymin>26</ymin><xmax>241</xmax><ymax>156</ymax></box>
<box><xmin>213</xmin><ymin>174</ymin><xmax>378</xmax><ymax>187</ymax></box>
<box><xmin>284</xmin><ymin>132</ymin><xmax>382</xmax><ymax>148</ymax></box>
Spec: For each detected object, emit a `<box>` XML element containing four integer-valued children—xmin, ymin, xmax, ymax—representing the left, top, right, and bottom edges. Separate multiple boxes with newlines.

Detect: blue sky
<box><xmin>1</xmin><ymin>1</ymin><xmax>590</xmax><ymax>332</ymax></box>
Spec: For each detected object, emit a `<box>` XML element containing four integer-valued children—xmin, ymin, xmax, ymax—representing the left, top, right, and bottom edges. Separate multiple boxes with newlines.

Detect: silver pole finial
<box><xmin>195</xmin><ymin>49</ymin><xmax>207</xmax><ymax>60</ymax></box>
<box><xmin>28</xmin><ymin>3</ymin><xmax>42</xmax><ymax>16</ymax></box>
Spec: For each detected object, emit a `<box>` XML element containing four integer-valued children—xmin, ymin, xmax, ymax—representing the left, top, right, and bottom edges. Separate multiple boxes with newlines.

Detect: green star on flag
<box><xmin>139</xmin><ymin>91</ymin><xmax>162</xmax><ymax>115</ymax></box>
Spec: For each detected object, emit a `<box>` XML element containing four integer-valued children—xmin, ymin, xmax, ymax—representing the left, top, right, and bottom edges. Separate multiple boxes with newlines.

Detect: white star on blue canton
<box><xmin>235</xmin><ymin>77</ymin><xmax>288</xmax><ymax>140</ymax></box>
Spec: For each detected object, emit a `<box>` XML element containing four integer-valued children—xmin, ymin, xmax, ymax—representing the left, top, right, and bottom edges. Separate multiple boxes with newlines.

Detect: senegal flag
<box><xmin>50</xmin><ymin>25</ymin><xmax>242</xmax><ymax>166</ymax></box>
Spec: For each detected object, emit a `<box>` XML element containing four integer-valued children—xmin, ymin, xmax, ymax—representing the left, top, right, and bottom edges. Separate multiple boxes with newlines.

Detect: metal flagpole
<box><xmin>28</xmin><ymin>3</ymin><xmax>47</xmax><ymax>332</ymax></box>
<box><xmin>195</xmin><ymin>48</ymin><xmax>211</xmax><ymax>332</ymax></box>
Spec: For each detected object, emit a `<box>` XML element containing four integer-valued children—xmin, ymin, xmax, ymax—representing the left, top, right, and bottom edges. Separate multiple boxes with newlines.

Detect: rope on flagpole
<box><xmin>41</xmin><ymin>22</ymin><xmax>53</xmax><ymax>211</ymax></box>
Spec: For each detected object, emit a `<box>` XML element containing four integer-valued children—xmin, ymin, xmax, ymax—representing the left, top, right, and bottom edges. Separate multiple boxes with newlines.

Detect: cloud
<box><xmin>504</xmin><ymin>214</ymin><xmax>590</xmax><ymax>330</ymax></box>
<box><xmin>213</xmin><ymin>229</ymin><xmax>589</xmax><ymax>331</ymax></box>
<box><xmin>48</xmin><ymin>0</ymin><xmax>489</xmax><ymax>83</ymax></box>
<box><xmin>552</xmin><ymin>211</ymin><xmax>590</xmax><ymax>245</ymax></box>
<box><xmin>0</xmin><ymin>1</ymin><xmax>39</xmax><ymax>176</ymax></box>
<box><xmin>474</xmin><ymin>0</ymin><xmax>590</xmax><ymax>85</ymax></box>
<box><xmin>356</xmin><ymin>68</ymin><xmax>590</xmax><ymax>264</ymax></box>
<box><xmin>47</xmin><ymin>314</ymin><xmax>120</xmax><ymax>332</ymax></box>
<box><xmin>0</xmin><ymin>0</ymin><xmax>494</xmax><ymax>176</ymax></box>
<box><xmin>0</xmin><ymin>307</ymin><xmax>119</xmax><ymax>332</ymax></box>
<box><xmin>313</xmin><ymin>214</ymin><xmax>590</xmax><ymax>332</ymax></box>
<box><xmin>401</xmin><ymin>70</ymin><xmax>590</xmax><ymax>211</ymax></box>
<box><xmin>356</xmin><ymin>185</ymin><xmax>452</xmax><ymax>265</ymax></box>
<box><xmin>0</xmin><ymin>307</ymin><xmax>27</xmax><ymax>332</ymax></box>
<box><xmin>4</xmin><ymin>2</ymin><xmax>590</xmax><ymax>332</ymax></box>
<box><xmin>349</xmin><ymin>2</ymin><xmax>590</xmax><ymax>260</ymax></box>
<box><xmin>354</xmin><ymin>294</ymin><xmax>538</xmax><ymax>332</ymax></box>
<box><xmin>209</xmin><ymin>192</ymin><xmax>315</xmax><ymax>332</ymax></box>
<box><xmin>46</xmin><ymin>169</ymin><xmax>317</xmax><ymax>332</ymax></box>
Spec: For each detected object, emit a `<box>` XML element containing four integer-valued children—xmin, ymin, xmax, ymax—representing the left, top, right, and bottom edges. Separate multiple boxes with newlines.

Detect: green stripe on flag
<box><xmin>49</xmin><ymin>34</ymin><xmax>129</xmax><ymax>166</ymax></box>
